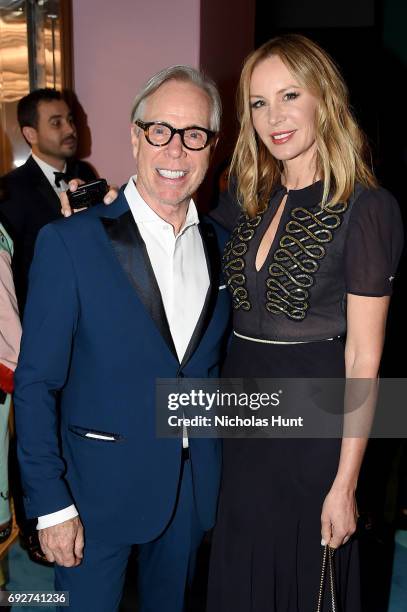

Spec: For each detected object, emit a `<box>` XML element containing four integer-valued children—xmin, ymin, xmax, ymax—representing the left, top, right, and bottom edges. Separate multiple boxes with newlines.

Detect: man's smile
<box><xmin>156</xmin><ymin>168</ymin><xmax>189</xmax><ymax>180</ymax></box>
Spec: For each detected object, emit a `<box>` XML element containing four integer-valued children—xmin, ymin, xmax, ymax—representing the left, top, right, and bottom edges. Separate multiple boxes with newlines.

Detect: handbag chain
<box><xmin>316</xmin><ymin>545</ymin><xmax>337</xmax><ymax>612</ymax></box>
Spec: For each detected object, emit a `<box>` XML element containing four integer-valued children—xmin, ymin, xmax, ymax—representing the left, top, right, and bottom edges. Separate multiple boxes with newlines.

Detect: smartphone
<box><xmin>67</xmin><ymin>179</ymin><xmax>109</xmax><ymax>209</ymax></box>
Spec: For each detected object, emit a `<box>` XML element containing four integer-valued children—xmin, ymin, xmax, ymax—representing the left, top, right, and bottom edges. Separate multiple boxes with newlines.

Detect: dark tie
<box><xmin>54</xmin><ymin>171</ymin><xmax>70</xmax><ymax>187</ymax></box>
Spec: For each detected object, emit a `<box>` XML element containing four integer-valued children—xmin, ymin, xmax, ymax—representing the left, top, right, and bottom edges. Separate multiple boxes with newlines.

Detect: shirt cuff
<box><xmin>37</xmin><ymin>505</ymin><xmax>79</xmax><ymax>530</ymax></box>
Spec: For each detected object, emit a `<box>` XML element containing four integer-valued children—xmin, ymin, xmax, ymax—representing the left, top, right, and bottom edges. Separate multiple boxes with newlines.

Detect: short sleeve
<box><xmin>0</xmin><ymin>223</ymin><xmax>14</xmax><ymax>257</ymax></box>
<box><xmin>210</xmin><ymin>177</ymin><xmax>241</xmax><ymax>232</ymax></box>
<box><xmin>344</xmin><ymin>187</ymin><xmax>404</xmax><ymax>296</ymax></box>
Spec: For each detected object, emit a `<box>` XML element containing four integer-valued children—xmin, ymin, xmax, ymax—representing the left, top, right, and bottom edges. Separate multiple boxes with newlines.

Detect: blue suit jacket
<box><xmin>14</xmin><ymin>192</ymin><xmax>231</xmax><ymax>543</ymax></box>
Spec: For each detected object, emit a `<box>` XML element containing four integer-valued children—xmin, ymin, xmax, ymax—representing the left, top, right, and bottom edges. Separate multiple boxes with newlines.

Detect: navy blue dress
<box><xmin>207</xmin><ymin>181</ymin><xmax>404</xmax><ymax>612</ymax></box>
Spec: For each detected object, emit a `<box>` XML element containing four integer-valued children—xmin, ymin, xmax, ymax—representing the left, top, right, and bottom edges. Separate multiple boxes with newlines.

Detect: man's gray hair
<box><xmin>130</xmin><ymin>65</ymin><xmax>221</xmax><ymax>132</ymax></box>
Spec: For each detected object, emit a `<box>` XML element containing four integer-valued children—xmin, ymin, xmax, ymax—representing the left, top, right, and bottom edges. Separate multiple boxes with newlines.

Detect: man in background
<box><xmin>0</xmin><ymin>88</ymin><xmax>96</xmax><ymax>313</ymax></box>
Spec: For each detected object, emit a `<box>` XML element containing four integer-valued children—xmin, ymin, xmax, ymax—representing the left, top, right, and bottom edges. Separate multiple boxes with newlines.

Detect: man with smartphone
<box><xmin>14</xmin><ymin>66</ymin><xmax>230</xmax><ymax>611</ymax></box>
<box><xmin>0</xmin><ymin>88</ymin><xmax>97</xmax><ymax>315</ymax></box>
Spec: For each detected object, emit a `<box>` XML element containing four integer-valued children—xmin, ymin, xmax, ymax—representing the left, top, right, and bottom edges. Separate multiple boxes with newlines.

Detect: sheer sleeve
<box><xmin>210</xmin><ymin>178</ymin><xmax>241</xmax><ymax>232</ymax></box>
<box><xmin>344</xmin><ymin>187</ymin><xmax>404</xmax><ymax>296</ymax></box>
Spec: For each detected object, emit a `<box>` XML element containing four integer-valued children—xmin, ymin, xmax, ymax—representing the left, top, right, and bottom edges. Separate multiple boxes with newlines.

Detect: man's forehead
<box><xmin>38</xmin><ymin>99</ymin><xmax>71</xmax><ymax>118</ymax></box>
<box><xmin>143</xmin><ymin>80</ymin><xmax>211</xmax><ymax>126</ymax></box>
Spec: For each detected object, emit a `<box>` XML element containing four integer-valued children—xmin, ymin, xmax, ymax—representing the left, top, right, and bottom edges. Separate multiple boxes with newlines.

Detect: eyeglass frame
<box><xmin>134</xmin><ymin>120</ymin><xmax>217</xmax><ymax>151</ymax></box>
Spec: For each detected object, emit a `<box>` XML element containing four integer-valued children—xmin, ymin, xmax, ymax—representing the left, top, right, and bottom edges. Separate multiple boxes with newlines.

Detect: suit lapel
<box><xmin>180</xmin><ymin>218</ymin><xmax>221</xmax><ymax>369</ymax></box>
<box><xmin>26</xmin><ymin>156</ymin><xmax>61</xmax><ymax>216</ymax></box>
<box><xmin>101</xmin><ymin>208</ymin><xmax>178</xmax><ymax>361</ymax></box>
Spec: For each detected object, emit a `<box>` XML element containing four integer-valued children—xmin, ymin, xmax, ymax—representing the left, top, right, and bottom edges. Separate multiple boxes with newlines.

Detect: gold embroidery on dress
<box><xmin>266</xmin><ymin>202</ymin><xmax>348</xmax><ymax>320</ymax></box>
<box><xmin>223</xmin><ymin>214</ymin><xmax>263</xmax><ymax>310</ymax></box>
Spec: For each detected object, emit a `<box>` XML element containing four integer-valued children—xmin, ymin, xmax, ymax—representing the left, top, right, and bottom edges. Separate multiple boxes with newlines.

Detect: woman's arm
<box><xmin>321</xmin><ymin>294</ymin><xmax>390</xmax><ymax>548</ymax></box>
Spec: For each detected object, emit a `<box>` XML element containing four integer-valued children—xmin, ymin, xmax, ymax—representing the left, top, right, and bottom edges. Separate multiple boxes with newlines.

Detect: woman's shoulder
<box><xmin>351</xmin><ymin>183</ymin><xmax>400</xmax><ymax>211</ymax></box>
<box><xmin>347</xmin><ymin>183</ymin><xmax>402</xmax><ymax>231</ymax></box>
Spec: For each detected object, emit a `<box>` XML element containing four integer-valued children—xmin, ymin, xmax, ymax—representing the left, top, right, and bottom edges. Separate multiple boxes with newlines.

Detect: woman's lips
<box><xmin>270</xmin><ymin>130</ymin><xmax>296</xmax><ymax>145</ymax></box>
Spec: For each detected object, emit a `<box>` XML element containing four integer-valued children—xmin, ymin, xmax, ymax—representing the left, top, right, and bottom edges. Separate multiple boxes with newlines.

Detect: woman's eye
<box><xmin>250</xmin><ymin>99</ymin><xmax>265</xmax><ymax>109</ymax></box>
<box><xmin>283</xmin><ymin>92</ymin><xmax>299</xmax><ymax>101</ymax></box>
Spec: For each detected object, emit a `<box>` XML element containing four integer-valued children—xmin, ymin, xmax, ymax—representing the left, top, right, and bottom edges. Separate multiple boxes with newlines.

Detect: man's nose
<box><xmin>64</xmin><ymin>120</ymin><xmax>76</xmax><ymax>136</ymax></box>
<box><xmin>167</xmin><ymin>133</ymin><xmax>184</xmax><ymax>157</ymax></box>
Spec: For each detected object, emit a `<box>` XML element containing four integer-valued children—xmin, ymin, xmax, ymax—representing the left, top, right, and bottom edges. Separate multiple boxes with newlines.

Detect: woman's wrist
<box><xmin>331</xmin><ymin>476</ymin><xmax>357</xmax><ymax>494</ymax></box>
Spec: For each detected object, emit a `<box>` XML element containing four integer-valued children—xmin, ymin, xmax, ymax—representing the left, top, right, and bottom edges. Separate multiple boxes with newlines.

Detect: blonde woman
<box><xmin>207</xmin><ymin>34</ymin><xmax>404</xmax><ymax>611</ymax></box>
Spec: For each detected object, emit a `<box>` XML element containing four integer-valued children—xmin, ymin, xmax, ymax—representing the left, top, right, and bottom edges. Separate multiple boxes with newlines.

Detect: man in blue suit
<box><xmin>14</xmin><ymin>66</ymin><xmax>230</xmax><ymax>612</ymax></box>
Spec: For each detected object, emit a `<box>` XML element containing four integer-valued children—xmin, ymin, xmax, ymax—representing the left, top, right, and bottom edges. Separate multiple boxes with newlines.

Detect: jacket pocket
<box><xmin>68</xmin><ymin>425</ymin><xmax>124</xmax><ymax>442</ymax></box>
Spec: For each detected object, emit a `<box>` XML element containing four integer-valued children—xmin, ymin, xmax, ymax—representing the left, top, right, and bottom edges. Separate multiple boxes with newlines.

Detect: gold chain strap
<box><xmin>316</xmin><ymin>545</ymin><xmax>337</xmax><ymax>612</ymax></box>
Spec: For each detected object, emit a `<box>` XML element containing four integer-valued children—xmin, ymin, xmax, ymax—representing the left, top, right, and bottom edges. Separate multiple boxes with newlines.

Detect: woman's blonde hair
<box><xmin>231</xmin><ymin>33</ymin><xmax>377</xmax><ymax>216</ymax></box>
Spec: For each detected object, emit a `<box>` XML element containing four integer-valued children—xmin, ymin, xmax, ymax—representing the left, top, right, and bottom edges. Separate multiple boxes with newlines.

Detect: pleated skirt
<box><xmin>207</xmin><ymin>336</ymin><xmax>361</xmax><ymax>612</ymax></box>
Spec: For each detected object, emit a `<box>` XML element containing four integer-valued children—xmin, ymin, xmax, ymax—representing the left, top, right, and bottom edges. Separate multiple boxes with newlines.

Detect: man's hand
<box><xmin>60</xmin><ymin>179</ymin><xmax>119</xmax><ymax>217</ymax></box>
<box><xmin>38</xmin><ymin>516</ymin><xmax>84</xmax><ymax>567</ymax></box>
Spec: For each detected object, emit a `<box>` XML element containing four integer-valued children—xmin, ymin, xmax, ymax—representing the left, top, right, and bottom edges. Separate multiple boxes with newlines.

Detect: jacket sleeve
<box><xmin>14</xmin><ymin>223</ymin><xmax>79</xmax><ymax>518</ymax></box>
<box><xmin>209</xmin><ymin>177</ymin><xmax>241</xmax><ymax>233</ymax></box>
<box><xmin>0</xmin><ymin>175</ymin><xmax>25</xmax><ymax>239</ymax></box>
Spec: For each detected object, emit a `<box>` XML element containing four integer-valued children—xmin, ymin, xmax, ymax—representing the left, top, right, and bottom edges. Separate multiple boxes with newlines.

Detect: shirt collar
<box><xmin>32</xmin><ymin>153</ymin><xmax>67</xmax><ymax>188</ymax></box>
<box><xmin>124</xmin><ymin>175</ymin><xmax>200</xmax><ymax>233</ymax></box>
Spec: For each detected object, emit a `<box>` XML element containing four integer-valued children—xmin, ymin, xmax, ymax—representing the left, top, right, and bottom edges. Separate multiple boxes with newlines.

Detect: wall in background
<box><xmin>72</xmin><ymin>0</ymin><xmax>201</xmax><ymax>184</ymax></box>
<box><xmin>199</xmin><ymin>0</ymin><xmax>255</xmax><ymax>207</ymax></box>
<box><xmin>382</xmin><ymin>0</ymin><xmax>407</xmax><ymax>63</ymax></box>
<box><xmin>256</xmin><ymin>0</ymin><xmax>375</xmax><ymax>29</ymax></box>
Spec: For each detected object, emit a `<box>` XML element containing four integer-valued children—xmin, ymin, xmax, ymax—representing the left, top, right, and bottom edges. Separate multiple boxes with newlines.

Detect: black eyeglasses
<box><xmin>135</xmin><ymin>120</ymin><xmax>217</xmax><ymax>150</ymax></box>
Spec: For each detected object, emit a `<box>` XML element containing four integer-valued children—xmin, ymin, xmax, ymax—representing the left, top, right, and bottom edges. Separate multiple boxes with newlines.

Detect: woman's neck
<box><xmin>281</xmin><ymin>148</ymin><xmax>321</xmax><ymax>191</ymax></box>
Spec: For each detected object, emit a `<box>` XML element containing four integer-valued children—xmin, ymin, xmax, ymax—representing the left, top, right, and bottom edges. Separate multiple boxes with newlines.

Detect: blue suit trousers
<box><xmin>55</xmin><ymin>459</ymin><xmax>204</xmax><ymax>612</ymax></box>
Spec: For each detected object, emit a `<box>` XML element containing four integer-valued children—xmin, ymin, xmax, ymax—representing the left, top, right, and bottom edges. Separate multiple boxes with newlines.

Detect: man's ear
<box><xmin>130</xmin><ymin>124</ymin><xmax>140</xmax><ymax>160</ymax></box>
<box><xmin>22</xmin><ymin>126</ymin><xmax>38</xmax><ymax>147</ymax></box>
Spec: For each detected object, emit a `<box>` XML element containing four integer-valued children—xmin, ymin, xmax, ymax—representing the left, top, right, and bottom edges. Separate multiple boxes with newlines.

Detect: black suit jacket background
<box><xmin>0</xmin><ymin>155</ymin><xmax>96</xmax><ymax>312</ymax></box>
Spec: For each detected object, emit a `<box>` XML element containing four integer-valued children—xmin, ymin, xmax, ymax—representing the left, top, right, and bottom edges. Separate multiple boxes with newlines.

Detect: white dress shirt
<box><xmin>31</xmin><ymin>153</ymin><xmax>69</xmax><ymax>194</ymax></box>
<box><xmin>125</xmin><ymin>177</ymin><xmax>209</xmax><ymax>362</ymax></box>
<box><xmin>37</xmin><ymin>177</ymin><xmax>209</xmax><ymax>529</ymax></box>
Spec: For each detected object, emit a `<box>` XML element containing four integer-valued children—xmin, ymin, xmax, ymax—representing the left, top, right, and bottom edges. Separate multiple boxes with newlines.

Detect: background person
<box><xmin>0</xmin><ymin>223</ymin><xmax>21</xmax><ymax>542</ymax></box>
<box><xmin>0</xmin><ymin>88</ymin><xmax>97</xmax><ymax>314</ymax></box>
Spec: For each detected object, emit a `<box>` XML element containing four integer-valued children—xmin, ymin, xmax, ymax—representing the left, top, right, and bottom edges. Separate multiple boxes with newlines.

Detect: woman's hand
<box><xmin>60</xmin><ymin>179</ymin><xmax>119</xmax><ymax>217</ymax></box>
<box><xmin>321</xmin><ymin>484</ymin><xmax>358</xmax><ymax>548</ymax></box>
